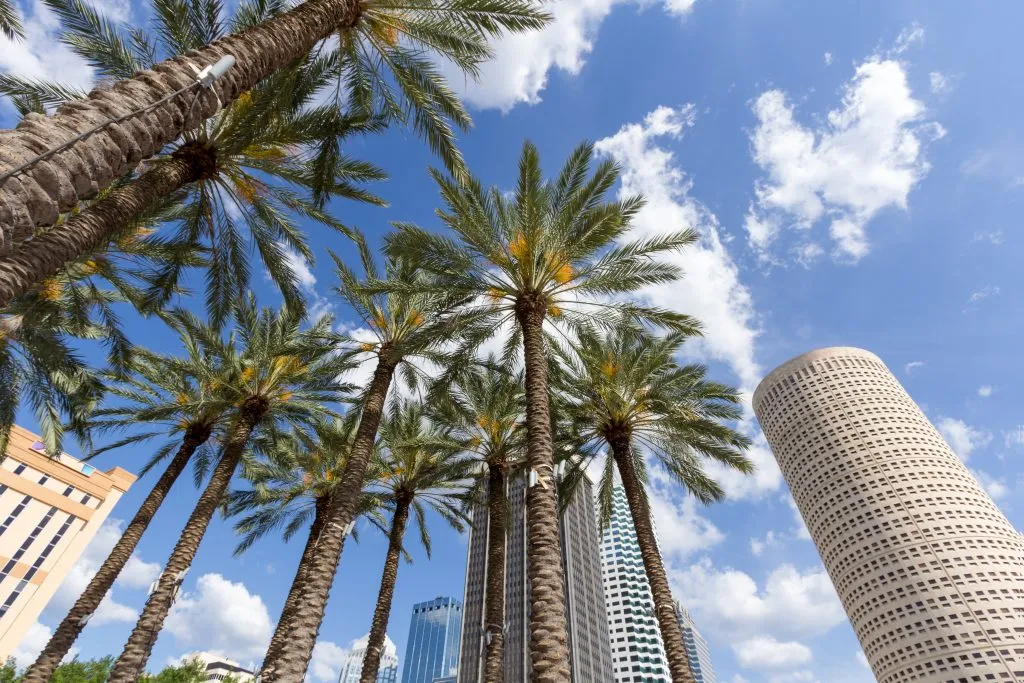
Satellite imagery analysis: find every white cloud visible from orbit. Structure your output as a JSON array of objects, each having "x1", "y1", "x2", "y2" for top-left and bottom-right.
[
  {"x1": 770, "y1": 672, "x2": 819, "y2": 683},
  {"x1": 967, "y1": 285, "x2": 1000, "y2": 304},
  {"x1": 936, "y1": 417, "x2": 991, "y2": 462},
  {"x1": 671, "y1": 558, "x2": 846, "y2": 641},
  {"x1": 733, "y1": 637, "x2": 812, "y2": 669},
  {"x1": 750, "y1": 530, "x2": 778, "y2": 557},
  {"x1": 1004, "y1": 426, "x2": 1024, "y2": 449},
  {"x1": 164, "y1": 573, "x2": 274, "y2": 660},
  {"x1": 746, "y1": 46, "x2": 939, "y2": 263},
  {"x1": 971, "y1": 230, "x2": 1003, "y2": 245},
  {"x1": 451, "y1": 0, "x2": 697, "y2": 111},
  {"x1": 594, "y1": 106, "x2": 783, "y2": 501},
  {"x1": 823, "y1": 52, "x2": 833, "y2": 66},
  {"x1": 929, "y1": 71, "x2": 954, "y2": 95},
  {"x1": 307, "y1": 641, "x2": 349, "y2": 682},
  {"x1": 647, "y1": 466, "x2": 724, "y2": 559},
  {"x1": 856, "y1": 651, "x2": 870, "y2": 668},
  {"x1": 119, "y1": 554, "x2": 161, "y2": 590},
  {"x1": 10, "y1": 621, "x2": 79, "y2": 666},
  {"x1": 978, "y1": 385, "x2": 992, "y2": 397},
  {"x1": 904, "y1": 360, "x2": 925, "y2": 374},
  {"x1": 971, "y1": 469, "x2": 1009, "y2": 500},
  {"x1": 595, "y1": 104, "x2": 761, "y2": 390},
  {"x1": 892, "y1": 22, "x2": 925, "y2": 55},
  {"x1": 42, "y1": 519, "x2": 148, "y2": 626},
  {"x1": 280, "y1": 244, "x2": 318, "y2": 292},
  {"x1": 0, "y1": 0, "x2": 94, "y2": 97}
]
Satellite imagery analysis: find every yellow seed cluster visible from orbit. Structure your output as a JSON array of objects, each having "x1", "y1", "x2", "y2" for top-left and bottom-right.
[{"x1": 39, "y1": 279, "x2": 62, "y2": 301}]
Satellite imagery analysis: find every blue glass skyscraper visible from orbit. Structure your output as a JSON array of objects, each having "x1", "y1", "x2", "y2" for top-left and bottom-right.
[{"x1": 401, "y1": 596, "x2": 463, "y2": 683}]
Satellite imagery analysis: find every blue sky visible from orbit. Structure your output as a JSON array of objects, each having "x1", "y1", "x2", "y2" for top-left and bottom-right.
[{"x1": 3, "y1": 0, "x2": 1024, "y2": 682}]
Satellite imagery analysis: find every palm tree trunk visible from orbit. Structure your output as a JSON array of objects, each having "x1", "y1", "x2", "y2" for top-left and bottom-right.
[
  {"x1": 359, "y1": 498, "x2": 410, "y2": 683},
  {"x1": 21, "y1": 424, "x2": 211, "y2": 683},
  {"x1": 0, "y1": 0, "x2": 364, "y2": 243},
  {"x1": 108, "y1": 402, "x2": 266, "y2": 683},
  {"x1": 0, "y1": 156, "x2": 199, "y2": 308},
  {"x1": 482, "y1": 463, "x2": 507, "y2": 682},
  {"x1": 258, "y1": 358, "x2": 396, "y2": 681},
  {"x1": 609, "y1": 433, "x2": 696, "y2": 683},
  {"x1": 514, "y1": 298, "x2": 570, "y2": 682},
  {"x1": 261, "y1": 495, "x2": 345, "y2": 671}
]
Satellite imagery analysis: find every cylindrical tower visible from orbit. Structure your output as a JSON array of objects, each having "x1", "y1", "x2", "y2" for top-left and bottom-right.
[{"x1": 753, "y1": 347, "x2": 1024, "y2": 683}]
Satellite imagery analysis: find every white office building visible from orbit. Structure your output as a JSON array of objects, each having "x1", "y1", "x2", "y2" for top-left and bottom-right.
[
  {"x1": 676, "y1": 603, "x2": 715, "y2": 683},
  {"x1": 598, "y1": 482, "x2": 670, "y2": 682},
  {"x1": 338, "y1": 634, "x2": 399, "y2": 683}
]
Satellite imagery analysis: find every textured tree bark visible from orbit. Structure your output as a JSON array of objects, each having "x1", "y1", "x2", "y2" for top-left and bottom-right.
[
  {"x1": 261, "y1": 495, "x2": 344, "y2": 670},
  {"x1": 108, "y1": 402, "x2": 265, "y2": 683},
  {"x1": 258, "y1": 358, "x2": 396, "y2": 682},
  {"x1": 610, "y1": 433, "x2": 696, "y2": 683},
  {"x1": 482, "y1": 463, "x2": 507, "y2": 682},
  {"x1": 0, "y1": 156, "x2": 199, "y2": 308},
  {"x1": 358, "y1": 498, "x2": 410, "y2": 683},
  {"x1": 514, "y1": 298, "x2": 570, "y2": 683},
  {"x1": 0, "y1": 0, "x2": 362, "y2": 242},
  {"x1": 22, "y1": 424, "x2": 211, "y2": 683}
]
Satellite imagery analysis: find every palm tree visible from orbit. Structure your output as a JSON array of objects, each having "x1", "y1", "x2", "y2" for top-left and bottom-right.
[
  {"x1": 0, "y1": 0, "x2": 389, "y2": 319},
  {"x1": 429, "y1": 361, "x2": 524, "y2": 679},
  {"x1": 256, "y1": 236, "x2": 474, "y2": 680},
  {"x1": 23, "y1": 335, "x2": 226, "y2": 683},
  {"x1": 358, "y1": 399, "x2": 471, "y2": 683},
  {"x1": 0, "y1": 254, "x2": 134, "y2": 458},
  {"x1": 553, "y1": 324, "x2": 752, "y2": 682},
  {"x1": 225, "y1": 415, "x2": 386, "y2": 671},
  {"x1": 107, "y1": 300, "x2": 354, "y2": 682},
  {"x1": 386, "y1": 140, "x2": 700, "y2": 679},
  {"x1": 0, "y1": 0, "x2": 23, "y2": 40},
  {"x1": 0, "y1": 0, "x2": 548, "y2": 293}
]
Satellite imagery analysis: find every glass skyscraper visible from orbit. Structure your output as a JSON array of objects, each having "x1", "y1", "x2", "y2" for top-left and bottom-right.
[
  {"x1": 675, "y1": 602, "x2": 715, "y2": 683},
  {"x1": 401, "y1": 596, "x2": 463, "y2": 683}
]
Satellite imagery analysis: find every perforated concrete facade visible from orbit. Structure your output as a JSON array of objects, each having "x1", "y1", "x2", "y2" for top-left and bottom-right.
[{"x1": 753, "y1": 347, "x2": 1024, "y2": 683}]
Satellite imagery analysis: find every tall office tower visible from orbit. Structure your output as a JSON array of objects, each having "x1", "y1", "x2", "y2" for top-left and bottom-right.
[
  {"x1": 598, "y1": 481, "x2": 670, "y2": 682},
  {"x1": 338, "y1": 634, "x2": 399, "y2": 683},
  {"x1": 401, "y1": 596, "x2": 463, "y2": 683},
  {"x1": 675, "y1": 603, "x2": 715, "y2": 683},
  {"x1": 457, "y1": 471, "x2": 614, "y2": 683},
  {"x1": 0, "y1": 426, "x2": 135, "y2": 659},
  {"x1": 754, "y1": 347, "x2": 1024, "y2": 683}
]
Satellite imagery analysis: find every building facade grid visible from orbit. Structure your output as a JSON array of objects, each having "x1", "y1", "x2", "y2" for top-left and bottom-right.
[
  {"x1": 457, "y1": 471, "x2": 614, "y2": 683},
  {"x1": 754, "y1": 347, "x2": 1024, "y2": 683}
]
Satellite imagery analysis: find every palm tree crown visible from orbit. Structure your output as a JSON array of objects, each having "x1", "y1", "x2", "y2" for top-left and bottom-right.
[
  {"x1": 0, "y1": 0, "x2": 389, "y2": 323},
  {"x1": 554, "y1": 324, "x2": 754, "y2": 521}
]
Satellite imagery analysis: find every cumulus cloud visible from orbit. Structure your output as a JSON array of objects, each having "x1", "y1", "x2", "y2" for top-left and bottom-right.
[
  {"x1": 0, "y1": 0, "x2": 95, "y2": 99},
  {"x1": 936, "y1": 417, "x2": 991, "y2": 462},
  {"x1": 671, "y1": 558, "x2": 846, "y2": 642},
  {"x1": 971, "y1": 231, "x2": 1003, "y2": 245},
  {"x1": 307, "y1": 641, "x2": 350, "y2": 682},
  {"x1": 977, "y1": 385, "x2": 992, "y2": 397},
  {"x1": 823, "y1": 52, "x2": 833, "y2": 66},
  {"x1": 594, "y1": 105, "x2": 783, "y2": 501},
  {"x1": 733, "y1": 637, "x2": 812, "y2": 669},
  {"x1": 750, "y1": 530, "x2": 779, "y2": 557},
  {"x1": 647, "y1": 466, "x2": 724, "y2": 559},
  {"x1": 745, "y1": 37, "x2": 941, "y2": 263},
  {"x1": 967, "y1": 285, "x2": 1000, "y2": 305},
  {"x1": 10, "y1": 621, "x2": 79, "y2": 666},
  {"x1": 164, "y1": 573, "x2": 273, "y2": 660},
  {"x1": 971, "y1": 469, "x2": 1009, "y2": 500},
  {"x1": 42, "y1": 519, "x2": 152, "y2": 627},
  {"x1": 450, "y1": 0, "x2": 697, "y2": 111}
]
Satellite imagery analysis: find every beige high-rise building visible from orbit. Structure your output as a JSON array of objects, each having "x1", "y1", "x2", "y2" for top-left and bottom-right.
[
  {"x1": 753, "y1": 347, "x2": 1024, "y2": 683},
  {"x1": 0, "y1": 425, "x2": 135, "y2": 659}
]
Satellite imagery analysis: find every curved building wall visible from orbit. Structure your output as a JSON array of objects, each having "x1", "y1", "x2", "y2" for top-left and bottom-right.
[{"x1": 753, "y1": 347, "x2": 1024, "y2": 683}]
